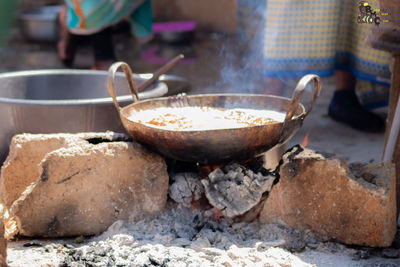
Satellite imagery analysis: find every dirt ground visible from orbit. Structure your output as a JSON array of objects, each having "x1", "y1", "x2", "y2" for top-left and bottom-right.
[{"x1": 1, "y1": 28, "x2": 398, "y2": 266}]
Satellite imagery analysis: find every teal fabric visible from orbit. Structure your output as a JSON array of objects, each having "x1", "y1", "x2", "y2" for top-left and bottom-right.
[
  {"x1": 130, "y1": 0, "x2": 152, "y2": 39},
  {"x1": 65, "y1": 0, "x2": 152, "y2": 39}
]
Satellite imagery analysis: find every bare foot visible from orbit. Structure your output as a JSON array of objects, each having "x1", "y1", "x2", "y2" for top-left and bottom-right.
[
  {"x1": 57, "y1": 5, "x2": 75, "y2": 66},
  {"x1": 335, "y1": 70, "x2": 356, "y2": 91}
]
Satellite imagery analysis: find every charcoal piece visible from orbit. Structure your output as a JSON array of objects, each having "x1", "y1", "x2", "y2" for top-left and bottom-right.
[
  {"x1": 393, "y1": 231, "x2": 400, "y2": 249},
  {"x1": 382, "y1": 248, "x2": 399, "y2": 258},
  {"x1": 353, "y1": 249, "x2": 371, "y2": 260},
  {"x1": 169, "y1": 172, "x2": 204, "y2": 207},
  {"x1": 202, "y1": 163, "x2": 276, "y2": 218},
  {"x1": 23, "y1": 241, "x2": 43, "y2": 247}
]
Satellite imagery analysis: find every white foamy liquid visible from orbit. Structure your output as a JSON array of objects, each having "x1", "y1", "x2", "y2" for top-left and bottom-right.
[{"x1": 128, "y1": 106, "x2": 285, "y2": 131}]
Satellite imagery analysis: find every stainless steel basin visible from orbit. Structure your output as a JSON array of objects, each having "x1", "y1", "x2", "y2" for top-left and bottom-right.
[
  {"x1": 0, "y1": 69, "x2": 169, "y2": 162},
  {"x1": 18, "y1": 5, "x2": 61, "y2": 42}
]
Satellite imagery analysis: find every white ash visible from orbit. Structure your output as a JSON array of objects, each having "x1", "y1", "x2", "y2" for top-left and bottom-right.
[
  {"x1": 168, "y1": 172, "x2": 204, "y2": 207},
  {"x1": 202, "y1": 163, "x2": 276, "y2": 218},
  {"x1": 7, "y1": 202, "x2": 399, "y2": 266},
  {"x1": 57, "y1": 202, "x2": 321, "y2": 266}
]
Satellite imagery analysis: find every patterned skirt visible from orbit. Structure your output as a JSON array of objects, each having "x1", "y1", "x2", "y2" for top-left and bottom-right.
[{"x1": 263, "y1": 0, "x2": 391, "y2": 86}]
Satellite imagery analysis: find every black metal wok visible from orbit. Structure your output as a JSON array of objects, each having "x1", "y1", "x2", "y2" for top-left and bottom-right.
[{"x1": 108, "y1": 62, "x2": 321, "y2": 164}]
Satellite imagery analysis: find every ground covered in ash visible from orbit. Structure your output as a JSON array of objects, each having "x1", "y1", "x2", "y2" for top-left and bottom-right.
[{"x1": 6, "y1": 202, "x2": 400, "y2": 267}]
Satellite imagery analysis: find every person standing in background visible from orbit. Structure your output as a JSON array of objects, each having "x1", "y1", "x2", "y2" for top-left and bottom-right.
[
  {"x1": 263, "y1": 0, "x2": 392, "y2": 132},
  {"x1": 58, "y1": 0, "x2": 153, "y2": 70}
]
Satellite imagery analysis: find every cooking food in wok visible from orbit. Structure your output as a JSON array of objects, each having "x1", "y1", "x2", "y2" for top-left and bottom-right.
[
  {"x1": 108, "y1": 62, "x2": 321, "y2": 164},
  {"x1": 127, "y1": 106, "x2": 286, "y2": 131}
]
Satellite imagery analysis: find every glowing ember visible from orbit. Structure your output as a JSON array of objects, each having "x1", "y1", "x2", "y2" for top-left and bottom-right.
[
  {"x1": 128, "y1": 107, "x2": 285, "y2": 131},
  {"x1": 302, "y1": 132, "x2": 309, "y2": 147}
]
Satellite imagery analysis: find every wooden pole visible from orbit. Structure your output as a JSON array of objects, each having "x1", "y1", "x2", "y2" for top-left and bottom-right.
[{"x1": 383, "y1": 55, "x2": 400, "y2": 216}]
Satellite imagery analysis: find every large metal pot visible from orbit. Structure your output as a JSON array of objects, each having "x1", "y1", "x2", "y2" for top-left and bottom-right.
[
  {"x1": 108, "y1": 62, "x2": 322, "y2": 164},
  {"x1": 18, "y1": 5, "x2": 61, "y2": 42},
  {"x1": 0, "y1": 69, "x2": 168, "y2": 162}
]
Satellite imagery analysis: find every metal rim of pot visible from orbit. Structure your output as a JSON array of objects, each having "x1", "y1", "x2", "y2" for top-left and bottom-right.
[
  {"x1": 18, "y1": 5, "x2": 62, "y2": 20},
  {"x1": 0, "y1": 69, "x2": 168, "y2": 106}
]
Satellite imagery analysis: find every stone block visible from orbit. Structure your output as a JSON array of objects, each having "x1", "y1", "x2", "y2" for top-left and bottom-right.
[
  {"x1": 260, "y1": 146, "x2": 397, "y2": 247},
  {"x1": 0, "y1": 133, "x2": 87, "y2": 207},
  {"x1": 1, "y1": 133, "x2": 168, "y2": 238}
]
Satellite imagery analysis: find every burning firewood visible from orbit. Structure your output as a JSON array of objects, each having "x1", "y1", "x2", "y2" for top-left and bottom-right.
[
  {"x1": 168, "y1": 172, "x2": 204, "y2": 207},
  {"x1": 202, "y1": 162, "x2": 277, "y2": 218}
]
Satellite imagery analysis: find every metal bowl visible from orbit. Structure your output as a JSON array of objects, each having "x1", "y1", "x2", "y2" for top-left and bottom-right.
[
  {"x1": 153, "y1": 21, "x2": 196, "y2": 43},
  {"x1": 18, "y1": 5, "x2": 61, "y2": 42},
  {"x1": 0, "y1": 69, "x2": 168, "y2": 162},
  {"x1": 157, "y1": 30, "x2": 195, "y2": 43}
]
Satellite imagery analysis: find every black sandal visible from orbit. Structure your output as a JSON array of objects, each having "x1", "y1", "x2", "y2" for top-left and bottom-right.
[{"x1": 328, "y1": 89, "x2": 385, "y2": 133}]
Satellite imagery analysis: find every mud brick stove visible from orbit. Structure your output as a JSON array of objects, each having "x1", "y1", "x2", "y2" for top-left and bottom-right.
[
  {"x1": 0, "y1": 131, "x2": 397, "y2": 266},
  {"x1": 0, "y1": 63, "x2": 398, "y2": 265}
]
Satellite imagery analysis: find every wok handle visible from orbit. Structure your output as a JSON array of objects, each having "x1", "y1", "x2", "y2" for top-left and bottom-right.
[
  {"x1": 284, "y1": 74, "x2": 322, "y2": 124},
  {"x1": 107, "y1": 61, "x2": 139, "y2": 111}
]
